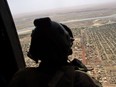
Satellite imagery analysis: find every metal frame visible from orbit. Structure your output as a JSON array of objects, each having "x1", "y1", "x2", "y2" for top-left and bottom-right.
[{"x1": 0, "y1": 0, "x2": 25, "y2": 84}]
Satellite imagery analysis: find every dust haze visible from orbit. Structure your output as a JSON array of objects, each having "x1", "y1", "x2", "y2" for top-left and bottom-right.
[{"x1": 14, "y1": 2, "x2": 116, "y2": 87}]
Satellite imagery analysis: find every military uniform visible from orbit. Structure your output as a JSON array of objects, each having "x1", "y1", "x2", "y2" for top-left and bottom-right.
[{"x1": 8, "y1": 64, "x2": 102, "y2": 87}]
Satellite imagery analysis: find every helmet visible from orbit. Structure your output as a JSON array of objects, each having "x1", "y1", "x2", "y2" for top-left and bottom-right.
[
  {"x1": 60, "y1": 23, "x2": 74, "y2": 47},
  {"x1": 28, "y1": 17, "x2": 74, "y2": 63}
]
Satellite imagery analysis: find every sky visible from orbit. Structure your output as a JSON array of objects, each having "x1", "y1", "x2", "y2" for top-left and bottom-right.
[{"x1": 7, "y1": 0, "x2": 116, "y2": 15}]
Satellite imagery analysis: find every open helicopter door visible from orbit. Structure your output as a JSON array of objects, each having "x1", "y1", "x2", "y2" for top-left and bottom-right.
[{"x1": 0, "y1": 0, "x2": 25, "y2": 85}]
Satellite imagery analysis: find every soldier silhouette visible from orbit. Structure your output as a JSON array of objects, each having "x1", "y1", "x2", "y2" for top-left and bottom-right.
[{"x1": 8, "y1": 17, "x2": 102, "y2": 87}]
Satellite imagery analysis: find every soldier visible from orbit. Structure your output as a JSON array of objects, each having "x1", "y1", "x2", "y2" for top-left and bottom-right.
[{"x1": 8, "y1": 17, "x2": 102, "y2": 87}]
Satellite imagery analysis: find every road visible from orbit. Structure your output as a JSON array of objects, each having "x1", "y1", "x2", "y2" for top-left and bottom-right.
[
  {"x1": 17, "y1": 27, "x2": 34, "y2": 35},
  {"x1": 17, "y1": 14, "x2": 116, "y2": 35},
  {"x1": 61, "y1": 14, "x2": 116, "y2": 23}
]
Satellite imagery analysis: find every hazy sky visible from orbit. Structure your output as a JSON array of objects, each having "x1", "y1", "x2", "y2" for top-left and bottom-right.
[{"x1": 7, "y1": 0, "x2": 116, "y2": 15}]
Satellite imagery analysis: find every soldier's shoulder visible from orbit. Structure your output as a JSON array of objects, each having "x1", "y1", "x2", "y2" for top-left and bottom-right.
[{"x1": 74, "y1": 70, "x2": 102, "y2": 87}]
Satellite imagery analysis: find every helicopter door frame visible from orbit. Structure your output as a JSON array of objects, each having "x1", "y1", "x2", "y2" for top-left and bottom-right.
[{"x1": 0, "y1": 0, "x2": 25, "y2": 83}]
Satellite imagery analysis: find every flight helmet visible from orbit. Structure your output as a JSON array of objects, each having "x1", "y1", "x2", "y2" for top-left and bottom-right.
[{"x1": 28, "y1": 17, "x2": 74, "y2": 63}]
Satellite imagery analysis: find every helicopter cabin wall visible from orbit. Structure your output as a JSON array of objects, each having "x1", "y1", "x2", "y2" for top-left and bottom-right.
[{"x1": 0, "y1": 0, "x2": 25, "y2": 85}]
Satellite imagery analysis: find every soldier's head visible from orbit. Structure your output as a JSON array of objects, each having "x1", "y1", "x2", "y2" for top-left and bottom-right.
[{"x1": 27, "y1": 17, "x2": 74, "y2": 63}]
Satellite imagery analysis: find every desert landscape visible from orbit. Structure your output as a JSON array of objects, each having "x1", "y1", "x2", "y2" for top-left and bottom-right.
[{"x1": 13, "y1": 2, "x2": 116, "y2": 87}]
